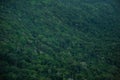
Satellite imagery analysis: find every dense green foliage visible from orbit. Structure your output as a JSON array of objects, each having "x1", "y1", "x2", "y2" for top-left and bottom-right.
[{"x1": 0, "y1": 0, "x2": 120, "y2": 80}]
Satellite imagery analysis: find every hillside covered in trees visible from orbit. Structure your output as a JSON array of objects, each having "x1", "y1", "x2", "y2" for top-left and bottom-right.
[{"x1": 0, "y1": 0, "x2": 120, "y2": 80}]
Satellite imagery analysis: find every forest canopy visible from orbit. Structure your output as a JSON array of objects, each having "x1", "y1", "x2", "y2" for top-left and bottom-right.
[{"x1": 0, "y1": 0, "x2": 120, "y2": 80}]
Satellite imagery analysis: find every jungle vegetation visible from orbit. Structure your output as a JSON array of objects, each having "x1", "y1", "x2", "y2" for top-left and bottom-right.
[{"x1": 0, "y1": 0, "x2": 120, "y2": 80}]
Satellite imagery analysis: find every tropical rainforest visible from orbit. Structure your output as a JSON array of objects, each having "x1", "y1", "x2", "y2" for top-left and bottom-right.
[{"x1": 0, "y1": 0, "x2": 120, "y2": 80}]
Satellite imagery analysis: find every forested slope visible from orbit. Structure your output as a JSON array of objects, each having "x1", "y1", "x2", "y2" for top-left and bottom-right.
[{"x1": 0, "y1": 0, "x2": 120, "y2": 80}]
